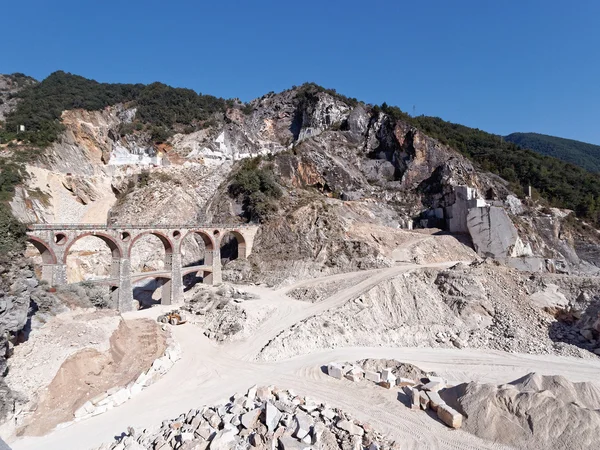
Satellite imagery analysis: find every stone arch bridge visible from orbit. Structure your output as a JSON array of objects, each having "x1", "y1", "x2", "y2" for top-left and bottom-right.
[{"x1": 26, "y1": 224, "x2": 259, "y2": 312}]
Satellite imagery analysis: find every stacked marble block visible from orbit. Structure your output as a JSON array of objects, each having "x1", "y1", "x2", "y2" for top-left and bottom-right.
[{"x1": 326, "y1": 363, "x2": 463, "y2": 429}]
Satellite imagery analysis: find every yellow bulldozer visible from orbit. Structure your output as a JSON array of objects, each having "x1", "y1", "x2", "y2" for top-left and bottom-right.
[{"x1": 157, "y1": 310, "x2": 187, "y2": 326}]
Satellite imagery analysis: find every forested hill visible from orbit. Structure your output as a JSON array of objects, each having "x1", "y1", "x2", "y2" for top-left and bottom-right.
[{"x1": 504, "y1": 132, "x2": 600, "y2": 173}]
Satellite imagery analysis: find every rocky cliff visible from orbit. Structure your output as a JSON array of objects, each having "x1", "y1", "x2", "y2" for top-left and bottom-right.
[{"x1": 0, "y1": 256, "x2": 51, "y2": 423}]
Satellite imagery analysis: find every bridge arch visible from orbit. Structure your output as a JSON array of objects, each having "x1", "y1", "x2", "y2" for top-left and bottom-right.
[
  {"x1": 179, "y1": 230, "x2": 215, "y2": 253},
  {"x1": 27, "y1": 237, "x2": 57, "y2": 265},
  {"x1": 63, "y1": 232, "x2": 123, "y2": 263},
  {"x1": 132, "y1": 275, "x2": 172, "y2": 309},
  {"x1": 220, "y1": 230, "x2": 247, "y2": 261},
  {"x1": 128, "y1": 231, "x2": 174, "y2": 258},
  {"x1": 180, "y1": 230, "x2": 215, "y2": 267}
]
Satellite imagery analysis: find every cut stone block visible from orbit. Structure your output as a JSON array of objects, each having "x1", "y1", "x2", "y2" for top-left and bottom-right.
[
  {"x1": 397, "y1": 377, "x2": 416, "y2": 387},
  {"x1": 411, "y1": 388, "x2": 420, "y2": 410},
  {"x1": 426, "y1": 391, "x2": 446, "y2": 412},
  {"x1": 422, "y1": 380, "x2": 445, "y2": 392},
  {"x1": 344, "y1": 367, "x2": 364, "y2": 382},
  {"x1": 437, "y1": 404, "x2": 463, "y2": 428},
  {"x1": 327, "y1": 364, "x2": 344, "y2": 379},
  {"x1": 419, "y1": 391, "x2": 430, "y2": 410},
  {"x1": 90, "y1": 392, "x2": 108, "y2": 405},
  {"x1": 364, "y1": 371, "x2": 381, "y2": 383},
  {"x1": 74, "y1": 401, "x2": 94, "y2": 419},
  {"x1": 111, "y1": 388, "x2": 131, "y2": 407},
  {"x1": 381, "y1": 368, "x2": 394, "y2": 382}
]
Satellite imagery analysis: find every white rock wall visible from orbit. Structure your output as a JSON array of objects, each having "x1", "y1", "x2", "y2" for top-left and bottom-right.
[{"x1": 467, "y1": 206, "x2": 532, "y2": 259}]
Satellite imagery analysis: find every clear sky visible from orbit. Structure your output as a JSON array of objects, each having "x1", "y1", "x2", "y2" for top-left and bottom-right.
[{"x1": 2, "y1": 0, "x2": 600, "y2": 144}]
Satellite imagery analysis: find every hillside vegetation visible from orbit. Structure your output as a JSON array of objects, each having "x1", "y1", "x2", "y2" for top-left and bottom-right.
[
  {"x1": 504, "y1": 132, "x2": 600, "y2": 173},
  {"x1": 0, "y1": 71, "x2": 229, "y2": 147}
]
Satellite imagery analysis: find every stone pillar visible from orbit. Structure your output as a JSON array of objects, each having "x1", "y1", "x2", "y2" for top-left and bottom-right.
[
  {"x1": 161, "y1": 253, "x2": 173, "y2": 305},
  {"x1": 238, "y1": 241, "x2": 247, "y2": 259},
  {"x1": 50, "y1": 264, "x2": 67, "y2": 286},
  {"x1": 170, "y1": 252, "x2": 184, "y2": 305},
  {"x1": 210, "y1": 246, "x2": 222, "y2": 285},
  {"x1": 116, "y1": 258, "x2": 133, "y2": 312},
  {"x1": 41, "y1": 264, "x2": 54, "y2": 284}
]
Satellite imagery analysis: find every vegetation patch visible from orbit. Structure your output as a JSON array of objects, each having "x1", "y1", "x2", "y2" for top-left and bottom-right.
[
  {"x1": 228, "y1": 157, "x2": 282, "y2": 222},
  {"x1": 294, "y1": 82, "x2": 359, "y2": 108},
  {"x1": 504, "y1": 132, "x2": 600, "y2": 174}
]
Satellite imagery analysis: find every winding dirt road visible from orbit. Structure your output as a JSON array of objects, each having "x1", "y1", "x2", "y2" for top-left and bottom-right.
[{"x1": 10, "y1": 263, "x2": 600, "y2": 450}]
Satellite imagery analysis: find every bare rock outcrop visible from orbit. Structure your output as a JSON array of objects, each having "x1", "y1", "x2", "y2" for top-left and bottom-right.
[{"x1": 0, "y1": 256, "x2": 62, "y2": 424}]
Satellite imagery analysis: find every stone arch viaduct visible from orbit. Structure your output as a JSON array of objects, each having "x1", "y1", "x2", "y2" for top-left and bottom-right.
[{"x1": 26, "y1": 224, "x2": 259, "y2": 312}]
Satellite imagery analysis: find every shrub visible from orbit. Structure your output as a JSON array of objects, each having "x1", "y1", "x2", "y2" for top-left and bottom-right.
[
  {"x1": 0, "y1": 203, "x2": 26, "y2": 254},
  {"x1": 228, "y1": 157, "x2": 282, "y2": 222}
]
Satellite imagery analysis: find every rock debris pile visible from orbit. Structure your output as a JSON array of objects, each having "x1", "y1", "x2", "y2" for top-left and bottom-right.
[
  {"x1": 257, "y1": 262, "x2": 600, "y2": 362},
  {"x1": 183, "y1": 285, "x2": 266, "y2": 342},
  {"x1": 326, "y1": 361, "x2": 463, "y2": 429},
  {"x1": 95, "y1": 385, "x2": 399, "y2": 450},
  {"x1": 442, "y1": 372, "x2": 600, "y2": 449}
]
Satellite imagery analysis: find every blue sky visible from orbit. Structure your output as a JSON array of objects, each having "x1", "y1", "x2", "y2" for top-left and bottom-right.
[{"x1": 3, "y1": 0, "x2": 600, "y2": 144}]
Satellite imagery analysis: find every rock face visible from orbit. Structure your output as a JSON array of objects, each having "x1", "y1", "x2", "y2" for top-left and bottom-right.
[
  {"x1": 467, "y1": 206, "x2": 532, "y2": 258},
  {"x1": 0, "y1": 74, "x2": 37, "y2": 122},
  {"x1": 0, "y1": 256, "x2": 59, "y2": 423},
  {"x1": 94, "y1": 386, "x2": 398, "y2": 450}
]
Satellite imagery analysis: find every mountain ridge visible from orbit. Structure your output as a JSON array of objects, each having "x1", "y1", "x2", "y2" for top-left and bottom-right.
[
  {"x1": 1, "y1": 71, "x2": 600, "y2": 233},
  {"x1": 504, "y1": 132, "x2": 600, "y2": 173}
]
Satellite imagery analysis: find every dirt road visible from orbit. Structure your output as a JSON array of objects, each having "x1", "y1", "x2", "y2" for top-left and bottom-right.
[{"x1": 10, "y1": 263, "x2": 600, "y2": 450}]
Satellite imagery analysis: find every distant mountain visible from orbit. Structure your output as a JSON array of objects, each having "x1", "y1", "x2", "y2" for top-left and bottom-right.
[{"x1": 504, "y1": 132, "x2": 600, "y2": 173}]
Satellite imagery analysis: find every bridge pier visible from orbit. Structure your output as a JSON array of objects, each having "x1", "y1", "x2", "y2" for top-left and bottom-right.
[
  {"x1": 212, "y1": 247, "x2": 222, "y2": 284},
  {"x1": 116, "y1": 258, "x2": 133, "y2": 312},
  {"x1": 170, "y1": 252, "x2": 183, "y2": 305},
  {"x1": 43, "y1": 264, "x2": 67, "y2": 286},
  {"x1": 204, "y1": 247, "x2": 222, "y2": 285}
]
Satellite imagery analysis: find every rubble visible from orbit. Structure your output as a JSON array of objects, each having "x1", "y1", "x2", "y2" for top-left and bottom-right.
[
  {"x1": 257, "y1": 263, "x2": 600, "y2": 362},
  {"x1": 94, "y1": 386, "x2": 399, "y2": 450}
]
